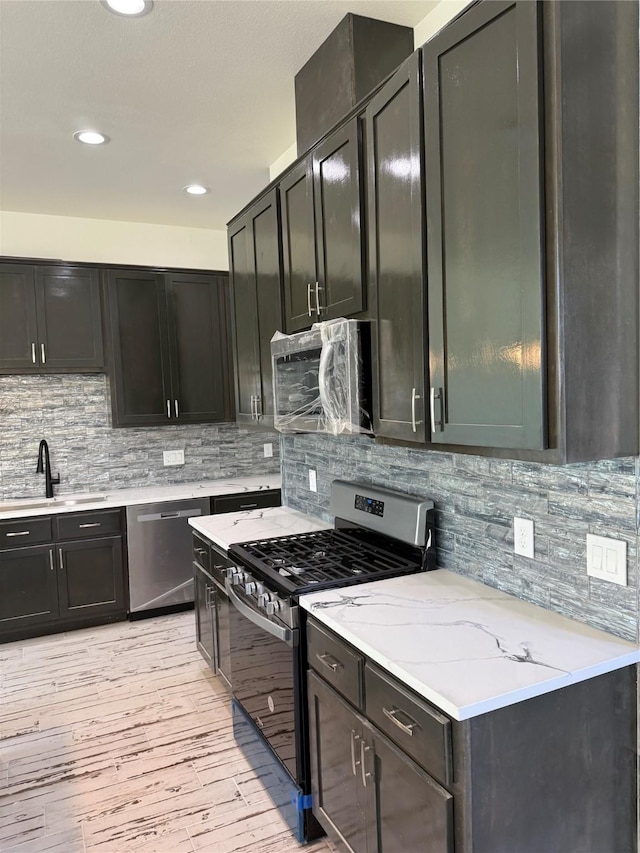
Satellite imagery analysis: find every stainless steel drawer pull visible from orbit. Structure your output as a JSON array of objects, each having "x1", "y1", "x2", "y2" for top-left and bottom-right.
[
  {"x1": 383, "y1": 706, "x2": 418, "y2": 736},
  {"x1": 49, "y1": 549, "x2": 54, "y2": 571},
  {"x1": 307, "y1": 283, "x2": 313, "y2": 317},
  {"x1": 239, "y1": 503, "x2": 258, "y2": 510},
  {"x1": 411, "y1": 387, "x2": 423, "y2": 433},
  {"x1": 316, "y1": 652, "x2": 342, "y2": 672},
  {"x1": 6, "y1": 530, "x2": 30, "y2": 537},
  {"x1": 315, "y1": 282, "x2": 322, "y2": 316},
  {"x1": 41, "y1": 343, "x2": 46, "y2": 364},
  {"x1": 31, "y1": 343, "x2": 37, "y2": 364},
  {"x1": 58, "y1": 548, "x2": 64, "y2": 570},
  {"x1": 174, "y1": 399, "x2": 179, "y2": 418},
  {"x1": 195, "y1": 547, "x2": 207, "y2": 558},
  {"x1": 350, "y1": 730, "x2": 361, "y2": 776},
  {"x1": 430, "y1": 387, "x2": 443, "y2": 433},
  {"x1": 79, "y1": 522, "x2": 101, "y2": 529},
  {"x1": 166, "y1": 399, "x2": 171, "y2": 418},
  {"x1": 360, "y1": 739, "x2": 372, "y2": 787}
]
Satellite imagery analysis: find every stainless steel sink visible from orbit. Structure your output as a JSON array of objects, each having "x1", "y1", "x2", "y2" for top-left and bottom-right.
[{"x1": 0, "y1": 494, "x2": 109, "y2": 513}]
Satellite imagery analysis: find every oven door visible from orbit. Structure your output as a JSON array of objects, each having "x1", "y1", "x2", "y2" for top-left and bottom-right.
[{"x1": 226, "y1": 579, "x2": 298, "y2": 779}]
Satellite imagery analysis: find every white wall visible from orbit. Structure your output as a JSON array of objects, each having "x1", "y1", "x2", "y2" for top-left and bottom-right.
[
  {"x1": 413, "y1": 0, "x2": 473, "y2": 49},
  {"x1": 0, "y1": 210, "x2": 229, "y2": 270},
  {"x1": 269, "y1": 143, "x2": 298, "y2": 183}
]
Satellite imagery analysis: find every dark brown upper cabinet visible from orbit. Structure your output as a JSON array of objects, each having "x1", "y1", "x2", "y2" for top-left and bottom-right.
[
  {"x1": 105, "y1": 269, "x2": 232, "y2": 427},
  {"x1": 420, "y1": 0, "x2": 638, "y2": 462},
  {"x1": 281, "y1": 117, "x2": 365, "y2": 333},
  {"x1": 228, "y1": 188, "x2": 284, "y2": 427},
  {"x1": 0, "y1": 263, "x2": 103, "y2": 374},
  {"x1": 366, "y1": 53, "x2": 426, "y2": 444}
]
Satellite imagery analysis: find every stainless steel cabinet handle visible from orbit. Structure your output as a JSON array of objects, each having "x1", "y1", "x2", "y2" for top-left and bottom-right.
[
  {"x1": 194, "y1": 547, "x2": 207, "y2": 557},
  {"x1": 382, "y1": 706, "x2": 418, "y2": 736},
  {"x1": 411, "y1": 388, "x2": 423, "y2": 433},
  {"x1": 166, "y1": 399, "x2": 171, "y2": 418},
  {"x1": 350, "y1": 730, "x2": 361, "y2": 776},
  {"x1": 254, "y1": 395, "x2": 261, "y2": 419},
  {"x1": 79, "y1": 522, "x2": 101, "y2": 529},
  {"x1": 315, "y1": 282, "x2": 322, "y2": 316},
  {"x1": 6, "y1": 530, "x2": 30, "y2": 537},
  {"x1": 430, "y1": 387, "x2": 443, "y2": 433},
  {"x1": 360, "y1": 739, "x2": 372, "y2": 787},
  {"x1": 31, "y1": 343, "x2": 37, "y2": 364},
  {"x1": 49, "y1": 549, "x2": 54, "y2": 571},
  {"x1": 239, "y1": 503, "x2": 258, "y2": 510},
  {"x1": 307, "y1": 283, "x2": 313, "y2": 317},
  {"x1": 250, "y1": 394, "x2": 256, "y2": 419},
  {"x1": 316, "y1": 652, "x2": 342, "y2": 672},
  {"x1": 41, "y1": 343, "x2": 46, "y2": 364},
  {"x1": 58, "y1": 548, "x2": 64, "y2": 570},
  {"x1": 174, "y1": 399, "x2": 179, "y2": 418}
]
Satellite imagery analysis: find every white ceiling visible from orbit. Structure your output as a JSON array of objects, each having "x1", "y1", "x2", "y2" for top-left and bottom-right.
[{"x1": 0, "y1": 0, "x2": 435, "y2": 230}]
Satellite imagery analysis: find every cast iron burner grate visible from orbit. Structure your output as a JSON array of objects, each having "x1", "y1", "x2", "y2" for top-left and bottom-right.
[{"x1": 230, "y1": 527, "x2": 423, "y2": 593}]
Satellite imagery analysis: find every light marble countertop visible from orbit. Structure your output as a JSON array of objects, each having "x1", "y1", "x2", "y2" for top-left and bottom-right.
[
  {"x1": 0, "y1": 475, "x2": 281, "y2": 520},
  {"x1": 300, "y1": 569, "x2": 640, "y2": 721},
  {"x1": 189, "y1": 506, "x2": 331, "y2": 552}
]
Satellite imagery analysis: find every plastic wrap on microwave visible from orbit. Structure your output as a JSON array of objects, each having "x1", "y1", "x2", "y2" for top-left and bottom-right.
[{"x1": 271, "y1": 319, "x2": 372, "y2": 435}]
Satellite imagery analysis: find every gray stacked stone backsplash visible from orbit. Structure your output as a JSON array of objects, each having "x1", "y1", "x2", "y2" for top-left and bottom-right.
[
  {"x1": 0, "y1": 375, "x2": 280, "y2": 499},
  {"x1": 281, "y1": 433, "x2": 640, "y2": 643}
]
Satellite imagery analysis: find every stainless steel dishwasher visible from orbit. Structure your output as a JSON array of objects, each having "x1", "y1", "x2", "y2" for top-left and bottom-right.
[{"x1": 126, "y1": 498, "x2": 210, "y2": 615}]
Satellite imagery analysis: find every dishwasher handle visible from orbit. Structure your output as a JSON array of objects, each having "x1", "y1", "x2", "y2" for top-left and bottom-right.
[{"x1": 136, "y1": 508, "x2": 204, "y2": 523}]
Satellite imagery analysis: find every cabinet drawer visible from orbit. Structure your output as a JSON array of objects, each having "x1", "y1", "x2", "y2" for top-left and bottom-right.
[
  {"x1": 365, "y1": 662, "x2": 452, "y2": 786},
  {"x1": 56, "y1": 510, "x2": 122, "y2": 541},
  {"x1": 307, "y1": 619, "x2": 364, "y2": 710},
  {"x1": 212, "y1": 490, "x2": 281, "y2": 514},
  {"x1": 193, "y1": 533, "x2": 211, "y2": 572},
  {"x1": 0, "y1": 516, "x2": 53, "y2": 548}
]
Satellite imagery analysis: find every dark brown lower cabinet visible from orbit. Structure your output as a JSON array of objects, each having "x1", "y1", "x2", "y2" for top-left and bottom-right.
[
  {"x1": 308, "y1": 670, "x2": 452, "y2": 853},
  {"x1": 0, "y1": 544, "x2": 59, "y2": 631},
  {"x1": 57, "y1": 536, "x2": 125, "y2": 619}
]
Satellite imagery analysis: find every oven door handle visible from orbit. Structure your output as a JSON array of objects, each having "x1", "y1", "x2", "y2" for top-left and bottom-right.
[{"x1": 226, "y1": 579, "x2": 293, "y2": 647}]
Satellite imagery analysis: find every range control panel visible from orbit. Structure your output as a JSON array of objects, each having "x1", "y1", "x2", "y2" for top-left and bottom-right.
[{"x1": 354, "y1": 494, "x2": 385, "y2": 517}]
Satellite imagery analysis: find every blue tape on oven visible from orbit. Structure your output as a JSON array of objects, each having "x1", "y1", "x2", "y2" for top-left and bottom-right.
[{"x1": 290, "y1": 792, "x2": 314, "y2": 812}]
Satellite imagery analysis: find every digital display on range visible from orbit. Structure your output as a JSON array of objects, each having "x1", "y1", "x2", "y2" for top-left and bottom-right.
[{"x1": 354, "y1": 494, "x2": 384, "y2": 517}]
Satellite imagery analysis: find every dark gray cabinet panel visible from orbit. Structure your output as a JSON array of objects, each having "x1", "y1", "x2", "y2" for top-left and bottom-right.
[
  {"x1": 424, "y1": 0, "x2": 545, "y2": 450},
  {"x1": 0, "y1": 544, "x2": 59, "y2": 630},
  {"x1": 228, "y1": 188, "x2": 284, "y2": 427},
  {"x1": 366, "y1": 54, "x2": 426, "y2": 443},
  {"x1": 0, "y1": 263, "x2": 103, "y2": 374},
  {"x1": 106, "y1": 269, "x2": 232, "y2": 427},
  {"x1": 0, "y1": 264, "x2": 38, "y2": 371},
  {"x1": 35, "y1": 266, "x2": 103, "y2": 370},
  {"x1": 57, "y1": 536, "x2": 125, "y2": 619},
  {"x1": 281, "y1": 157, "x2": 318, "y2": 333},
  {"x1": 313, "y1": 117, "x2": 365, "y2": 321},
  {"x1": 167, "y1": 272, "x2": 231, "y2": 423},
  {"x1": 194, "y1": 561, "x2": 217, "y2": 669}
]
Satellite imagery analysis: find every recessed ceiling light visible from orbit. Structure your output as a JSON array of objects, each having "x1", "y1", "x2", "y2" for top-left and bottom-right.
[
  {"x1": 100, "y1": 0, "x2": 153, "y2": 17},
  {"x1": 73, "y1": 130, "x2": 110, "y2": 145},
  {"x1": 184, "y1": 185, "x2": 210, "y2": 196}
]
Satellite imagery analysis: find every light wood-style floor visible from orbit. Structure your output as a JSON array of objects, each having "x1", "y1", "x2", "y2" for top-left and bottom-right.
[{"x1": 0, "y1": 612, "x2": 335, "y2": 853}]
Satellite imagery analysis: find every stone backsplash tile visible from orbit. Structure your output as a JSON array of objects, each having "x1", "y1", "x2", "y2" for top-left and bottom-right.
[
  {"x1": 281, "y1": 433, "x2": 640, "y2": 643},
  {"x1": 0, "y1": 375, "x2": 280, "y2": 499}
]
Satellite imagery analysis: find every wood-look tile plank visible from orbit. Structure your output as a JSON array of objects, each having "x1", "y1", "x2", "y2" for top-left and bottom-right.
[
  {"x1": 0, "y1": 804, "x2": 46, "y2": 848},
  {"x1": 0, "y1": 823, "x2": 85, "y2": 853},
  {"x1": 131, "y1": 827, "x2": 195, "y2": 853},
  {"x1": 0, "y1": 710, "x2": 39, "y2": 741}
]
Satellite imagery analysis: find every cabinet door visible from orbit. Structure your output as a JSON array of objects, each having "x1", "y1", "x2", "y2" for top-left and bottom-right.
[
  {"x1": 0, "y1": 264, "x2": 38, "y2": 372},
  {"x1": 308, "y1": 670, "x2": 367, "y2": 853},
  {"x1": 229, "y1": 216, "x2": 262, "y2": 424},
  {"x1": 251, "y1": 189, "x2": 284, "y2": 425},
  {"x1": 57, "y1": 536, "x2": 125, "y2": 619},
  {"x1": 280, "y1": 156, "x2": 317, "y2": 333},
  {"x1": 367, "y1": 54, "x2": 426, "y2": 443},
  {"x1": 423, "y1": 0, "x2": 546, "y2": 450},
  {"x1": 0, "y1": 544, "x2": 59, "y2": 632},
  {"x1": 166, "y1": 272, "x2": 231, "y2": 423},
  {"x1": 194, "y1": 562, "x2": 217, "y2": 671},
  {"x1": 365, "y1": 720, "x2": 453, "y2": 853},
  {"x1": 35, "y1": 266, "x2": 104, "y2": 371},
  {"x1": 105, "y1": 269, "x2": 172, "y2": 427},
  {"x1": 313, "y1": 117, "x2": 365, "y2": 321}
]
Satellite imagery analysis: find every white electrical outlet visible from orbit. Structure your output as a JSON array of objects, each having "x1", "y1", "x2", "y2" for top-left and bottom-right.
[
  {"x1": 586, "y1": 534, "x2": 627, "y2": 586},
  {"x1": 513, "y1": 517, "x2": 534, "y2": 559},
  {"x1": 263, "y1": 443, "x2": 273, "y2": 458},
  {"x1": 163, "y1": 449, "x2": 185, "y2": 466},
  {"x1": 308, "y1": 469, "x2": 317, "y2": 492}
]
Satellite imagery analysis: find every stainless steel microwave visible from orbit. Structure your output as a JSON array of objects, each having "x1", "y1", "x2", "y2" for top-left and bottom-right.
[{"x1": 271, "y1": 319, "x2": 372, "y2": 435}]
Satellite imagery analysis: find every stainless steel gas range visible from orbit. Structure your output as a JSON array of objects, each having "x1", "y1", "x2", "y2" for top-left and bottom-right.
[{"x1": 225, "y1": 480, "x2": 436, "y2": 843}]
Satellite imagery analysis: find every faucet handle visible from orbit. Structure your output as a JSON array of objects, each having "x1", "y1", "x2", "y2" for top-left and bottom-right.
[{"x1": 51, "y1": 474, "x2": 61, "y2": 485}]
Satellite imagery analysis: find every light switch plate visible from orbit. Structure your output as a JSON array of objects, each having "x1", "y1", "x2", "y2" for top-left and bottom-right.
[
  {"x1": 513, "y1": 517, "x2": 534, "y2": 559},
  {"x1": 163, "y1": 449, "x2": 185, "y2": 466},
  {"x1": 586, "y1": 534, "x2": 627, "y2": 586},
  {"x1": 263, "y1": 443, "x2": 273, "y2": 458},
  {"x1": 309, "y1": 469, "x2": 317, "y2": 492}
]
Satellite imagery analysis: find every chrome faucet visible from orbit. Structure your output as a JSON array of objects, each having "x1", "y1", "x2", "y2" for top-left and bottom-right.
[{"x1": 36, "y1": 439, "x2": 60, "y2": 499}]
